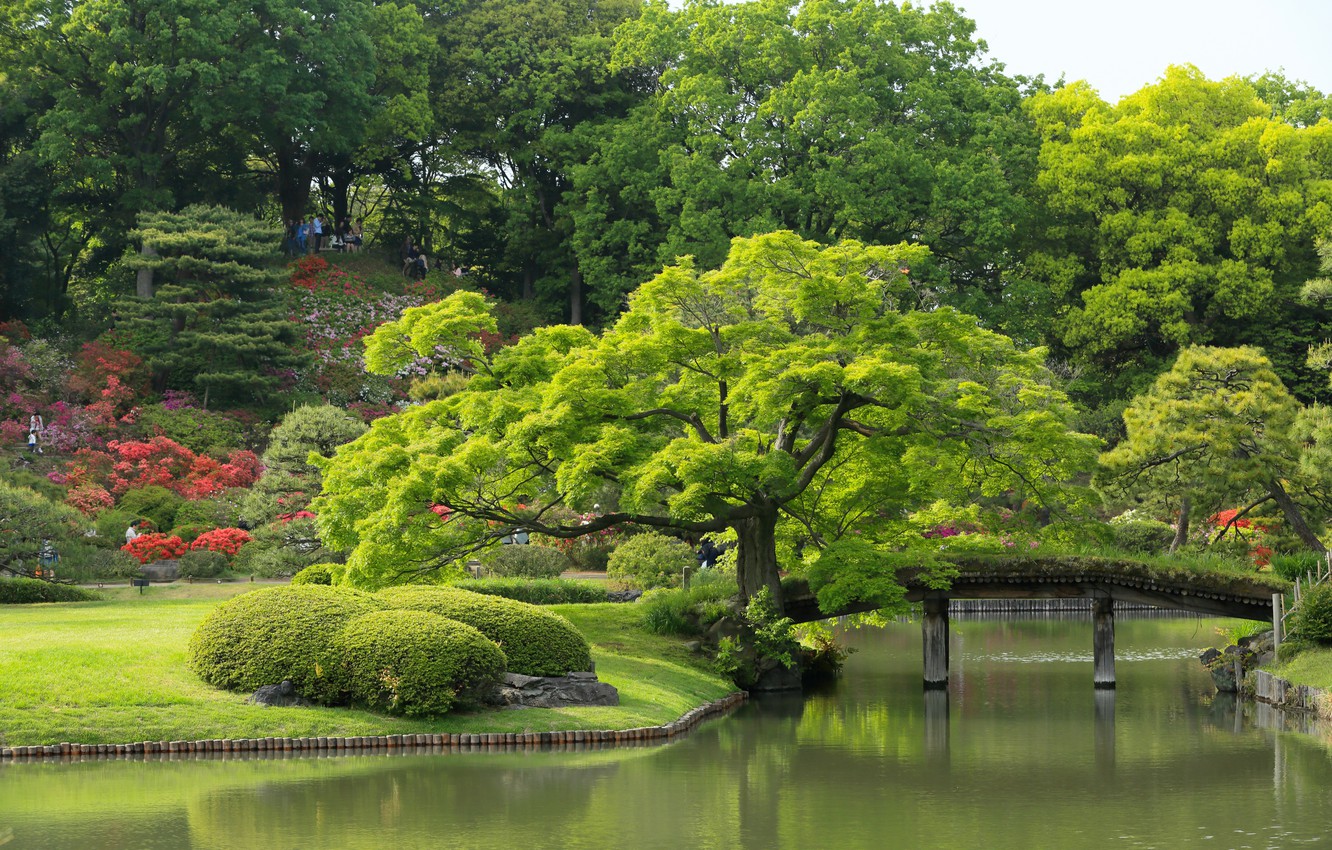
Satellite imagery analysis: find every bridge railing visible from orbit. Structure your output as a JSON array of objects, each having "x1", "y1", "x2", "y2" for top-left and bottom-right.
[{"x1": 1274, "y1": 551, "x2": 1332, "y2": 655}]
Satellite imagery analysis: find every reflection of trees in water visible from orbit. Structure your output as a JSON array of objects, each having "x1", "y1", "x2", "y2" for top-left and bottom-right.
[{"x1": 186, "y1": 756, "x2": 623, "y2": 849}]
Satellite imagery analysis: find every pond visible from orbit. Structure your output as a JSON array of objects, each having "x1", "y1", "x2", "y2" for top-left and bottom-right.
[{"x1": 2, "y1": 616, "x2": 1328, "y2": 850}]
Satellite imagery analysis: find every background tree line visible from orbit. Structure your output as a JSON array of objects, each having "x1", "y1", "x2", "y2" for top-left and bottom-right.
[{"x1": 3, "y1": 0, "x2": 1332, "y2": 432}]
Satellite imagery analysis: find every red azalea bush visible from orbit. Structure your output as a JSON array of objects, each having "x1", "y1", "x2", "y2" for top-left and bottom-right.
[
  {"x1": 62, "y1": 438, "x2": 261, "y2": 499},
  {"x1": 66, "y1": 484, "x2": 115, "y2": 516},
  {"x1": 191, "y1": 527, "x2": 252, "y2": 558},
  {"x1": 122, "y1": 533, "x2": 188, "y2": 564}
]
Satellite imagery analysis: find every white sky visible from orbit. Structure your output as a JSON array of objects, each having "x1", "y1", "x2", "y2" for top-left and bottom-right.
[{"x1": 953, "y1": 0, "x2": 1332, "y2": 103}]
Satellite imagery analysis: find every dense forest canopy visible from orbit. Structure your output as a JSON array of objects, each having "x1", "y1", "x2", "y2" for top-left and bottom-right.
[{"x1": 4, "y1": 0, "x2": 1332, "y2": 596}]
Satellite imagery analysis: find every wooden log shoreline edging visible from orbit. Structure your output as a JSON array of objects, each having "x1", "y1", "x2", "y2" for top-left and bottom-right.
[
  {"x1": 0, "y1": 691, "x2": 748, "y2": 763},
  {"x1": 1250, "y1": 670, "x2": 1330, "y2": 719}
]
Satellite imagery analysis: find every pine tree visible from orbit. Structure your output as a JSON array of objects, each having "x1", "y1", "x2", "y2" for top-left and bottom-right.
[{"x1": 121, "y1": 205, "x2": 308, "y2": 408}]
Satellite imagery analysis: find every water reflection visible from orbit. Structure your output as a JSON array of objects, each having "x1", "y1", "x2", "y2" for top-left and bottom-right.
[{"x1": 2, "y1": 617, "x2": 1330, "y2": 850}]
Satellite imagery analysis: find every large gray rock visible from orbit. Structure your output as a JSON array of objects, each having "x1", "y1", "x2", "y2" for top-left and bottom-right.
[
  {"x1": 248, "y1": 680, "x2": 310, "y2": 707},
  {"x1": 494, "y1": 672, "x2": 619, "y2": 708}
]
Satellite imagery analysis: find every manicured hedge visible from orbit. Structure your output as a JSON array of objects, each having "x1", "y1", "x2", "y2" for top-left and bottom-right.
[
  {"x1": 461, "y1": 577, "x2": 609, "y2": 605},
  {"x1": 291, "y1": 563, "x2": 336, "y2": 586},
  {"x1": 377, "y1": 585, "x2": 592, "y2": 676},
  {"x1": 329, "y1": 610, "x2": 506, "y2": 716},
  {"x1": 187, "y1": 585, "x2": 384, "y2": 700},
  {"x1": 0, "y1": 578, "x2": 100, "y2": 604}
]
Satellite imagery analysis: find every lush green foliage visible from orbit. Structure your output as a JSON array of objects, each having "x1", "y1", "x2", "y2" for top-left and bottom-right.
[
  {"x1": 1271, "y1": 552, "x2": 1326, "y2": 583},
  {"x1": 376, "y1": 585, "x2": 592, "y2": 676},
  {"x1": 241, "y1": 405, "x2": 368, "y2": 527},
  {"x1": 1027, "y1": 68, "x2": 1332, "y2": 401},
  {"x1": 134, "y1": 404, "x2": 245, "y2": 455},
  {"x1": 1098, "y1": 346, "x2": 1332, "y2": 554},
  {"x1": 187, "y1": 585, "x2": 384, "y2": 699},
  {"x1": 1109, "y1": 520, "x2": 1177, "y2": 554},
  {"x1": 0, "y1": 480, "x2": 84, "y2": 574},
  {"x1": 641, "y1": 571, "x2": 739, "y2": 636},
  {"x1": 116, "y1": 486, "x2": 184, "y2": 533},
  {"x1": 0, "y1": 578, "x2": 100, "y2": 604},
  {"x1": 457, "y1": 578, "x2": 610, "y2": 605},
  {"x1": 176, "y1": 549, "x2": 229, "y2": 579},
  {"x1": 480, "y1": 544, "x2": 572, "y2": 579},
  {"x1": 315, "y1": 233, "x2": 1098, "y2": 612},
  {"x1": 291, "y1": 564, "x2": 336, "y2": 586},
  {"x1": 607, "y1": 532, "x2": 693, "y2": 590},
  {"x1": 328, "y1": 610, "x2": 506, "y2": 716},
  {"x1": 1292, "y1": 584, "x2": 1332, "y2": 646},
  {"x1": 118, "y1": 206, "x2": 308, "y2": 406}
]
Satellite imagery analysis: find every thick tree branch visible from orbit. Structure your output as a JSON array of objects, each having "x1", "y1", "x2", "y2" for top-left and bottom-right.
[{"x1": 615, "y1": 407, "x2": 717, "y2": 443}]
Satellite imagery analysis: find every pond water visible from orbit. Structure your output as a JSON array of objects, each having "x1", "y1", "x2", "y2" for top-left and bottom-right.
[{"x1": 2, "y1": 616, "x2": 1330, "y2": 850}]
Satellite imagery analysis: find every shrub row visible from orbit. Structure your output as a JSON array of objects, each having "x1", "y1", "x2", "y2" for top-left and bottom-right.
[
  {"x1": 460, "y1": 577, "x2": 609, "y2": 605},
  {"x1": 0, "y1": 578, "x2": 101, "y2": 604}
]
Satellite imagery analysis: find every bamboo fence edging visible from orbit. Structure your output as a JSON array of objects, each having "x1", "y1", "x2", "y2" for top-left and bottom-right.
[{"x1": 0, "y1": 691, "x2": 748, "y2": 763}]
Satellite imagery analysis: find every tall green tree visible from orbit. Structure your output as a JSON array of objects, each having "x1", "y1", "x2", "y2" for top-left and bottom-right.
[
  {"x1": 425, "y1": 0, "x2": 646, "y2": 323},
  {"x1": 241, "y1": 405, "x2": 368, "y2": 526},
  {"x1": 119, "y1": 205, "x2": 306, "y2": 407},
  {"x1": 567, "y1": 0, "x2": 1044, "y2": 331},
  {"x1": 1098, "y1": 345, "x2": 1331, "y2": 553},
  {"x1": 1027, "y1": 67, "x2": 1332, "y2": 399},
  {"x1": 314, "y1": 231, "x2": 1099, "y2": 606}
]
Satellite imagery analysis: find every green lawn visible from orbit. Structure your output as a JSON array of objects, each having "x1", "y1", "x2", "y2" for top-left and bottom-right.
[
  {"x1": 1272, "y1": 647, "x2": 1332, "y2": 692},
  {"x1": 0, "y1": 584, "x2": 734, "y2": 748}
]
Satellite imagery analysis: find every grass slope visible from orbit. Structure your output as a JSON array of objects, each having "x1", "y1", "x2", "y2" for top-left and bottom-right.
[{"x1": 0, "y1": 584, "x2": 732, "y2": 748}]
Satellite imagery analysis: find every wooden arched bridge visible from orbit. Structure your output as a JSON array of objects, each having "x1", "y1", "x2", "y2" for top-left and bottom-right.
[{"x1": 780, "y1": 554, "x2": 1288, "y2": 690}]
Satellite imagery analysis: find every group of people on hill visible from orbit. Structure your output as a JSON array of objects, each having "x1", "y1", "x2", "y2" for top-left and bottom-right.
[{"x1": 284, "y1": 215, "x2": 364, "y2": 257}]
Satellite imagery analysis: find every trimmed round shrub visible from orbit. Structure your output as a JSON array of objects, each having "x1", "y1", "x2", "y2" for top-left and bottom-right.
[
  {"x1": 0, "y1": 578, "x2": 100, "y2": 604},
  {"x1": 1292, "y1": 583, "x2": 1332, "y2": 646},
  {"x1": 1108, "y1": 520, "x2": 1176, "y2": 554},
  {"x1": 177, "y1": 548, "x2": 228, "y2": 579},
  {"x1": 293, "y1": 564, "x2": 343, "y2": 586},
  {"x1": 607, "y1": 532, "x2": 694, "y2": 590},
  {"x1": 329, "y1": 610, "x2": 506, "y2": 716},
  {"x1": 481, "y1": 545, "x2": 572, "y2": 579},
  {"x1": 187, "y1": 585, "x2": 385, "y2": 700},
  {"x1": 376, "y1": 585, "x2": 592, "y2": 676}
]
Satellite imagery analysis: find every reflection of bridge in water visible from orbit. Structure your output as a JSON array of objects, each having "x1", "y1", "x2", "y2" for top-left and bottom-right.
[{"x1": 782, "y1": 555, "x2": 1285, "y2": 690}]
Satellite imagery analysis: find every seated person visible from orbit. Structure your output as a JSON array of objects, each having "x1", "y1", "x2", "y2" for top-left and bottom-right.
[{"x1": 401, "y1": 239, "x2": 428, "y2": 278}]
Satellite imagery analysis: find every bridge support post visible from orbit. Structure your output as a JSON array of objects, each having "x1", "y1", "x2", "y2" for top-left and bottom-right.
[
  {"x1": 922, "y1": 595, "x2": 949, "y2": 689},
  {"x1": 1093, "y1": 596, "x2": 1115, "y2": 689}
]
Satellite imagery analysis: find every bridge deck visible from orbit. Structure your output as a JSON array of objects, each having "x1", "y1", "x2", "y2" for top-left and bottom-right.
[{"x1": 783, "y1": 554, "x2": 1286, "y2": 623}]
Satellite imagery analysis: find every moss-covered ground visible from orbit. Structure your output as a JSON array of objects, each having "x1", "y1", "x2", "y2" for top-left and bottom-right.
[{"x1": 0, "y1": 582, "x2": 733, "y2": 748}]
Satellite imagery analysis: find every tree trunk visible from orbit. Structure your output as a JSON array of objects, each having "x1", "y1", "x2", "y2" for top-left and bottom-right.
[
  {"x1": 329, "y1": 169, "x2": 351, "y2": 227},
  {"x1": 1267, "y1": 479, "x2": 1327, "y2": 554},
  {"x1": 570, "y1": 265, "x2": 583, "y2": 326},
  {"x1": 277, "y1": 144, "x2": 313, "y2": 222},
  {"x1": 735, "y1": 507, "x2": 783, "y2": 610},
  {"x1": 135, "y1": 243, "x2": 158, "y2": 299},
  {"x1": 1170, "y1": 494, "x2": 1191, "y2": 553}
]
